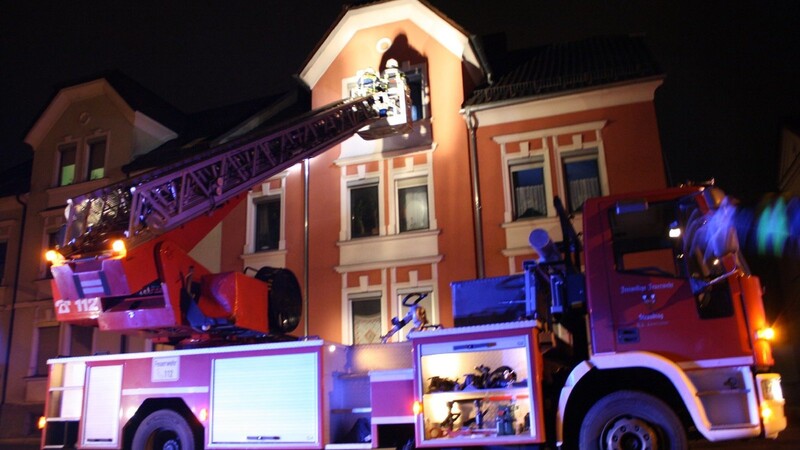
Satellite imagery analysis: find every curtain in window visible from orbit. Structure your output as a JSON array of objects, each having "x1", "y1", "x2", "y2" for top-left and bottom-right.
[
  {"x1": 400, "y1": 186, "x2": 428, "y2": 231},
  {"x1": 568, "y1": 177, "x2": 600, "y2": 212},
  {"x1": 515, "y1": 184, "x2": 546, "y2": 218}
]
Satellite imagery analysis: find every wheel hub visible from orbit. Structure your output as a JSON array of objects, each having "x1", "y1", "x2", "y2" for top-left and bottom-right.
[{"x1": 604, "y1": 416, "x2": 658, "y2": 450}]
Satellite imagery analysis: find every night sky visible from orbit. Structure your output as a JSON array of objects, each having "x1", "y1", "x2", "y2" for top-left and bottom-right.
[{"x1": 3, "y1": 1, "x2": 799, "y2": 201}]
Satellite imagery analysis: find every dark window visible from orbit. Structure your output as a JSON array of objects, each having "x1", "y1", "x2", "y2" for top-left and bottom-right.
[
  {"x1": 70, "y1": 325, "x2": 94, "y2": 357},
  {"x1": 58, "y1": 143, "x2": 77, "y2": 186},
  {"x1": 87, "y1": 138, "x2": 106, "y2": 180},
  {"x1": 350, "y1": 184, "x2": 379, "y2": 239},
  {"x1": 398, "y1": 180, "x2": 429, "y2": 232},
  {"x1": 254, "y1": 197, "x2": 281, "y2": 251},
  {"x1": 36, "y1": 326, "x2": 59, "y2": 377},
  {"x1": 511, "y1": 163, "x2": 547, "y2": 219},
  {"x1": 563, "y1": 156, "x2": 600, "y2": 212}
]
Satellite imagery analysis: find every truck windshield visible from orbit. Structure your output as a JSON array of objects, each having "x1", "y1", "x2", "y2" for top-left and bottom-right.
[{"x1": 610, "y1": 199, "x2": 685, "y2": 278}]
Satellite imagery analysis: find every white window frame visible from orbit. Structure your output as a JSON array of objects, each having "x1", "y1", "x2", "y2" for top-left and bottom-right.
[
  {"x1": 500, "y1": 143, "x2": 553, "y2": 224},
  {"x1": 244, "y1": 176, "x2": 287, "y2": 255},
  {"x1": 85, "y1": 135, "x2": 108, "y2": 181},
  {"x1": 387, "y1": 152, "x2": 437, "y2": 235},
  {"x1": 508, "y1": 156, "x2": 552, "y2": 221},
  {"x1": 394, "y1": 175, "x2": 431, "y2": 233},
  {"x1": 53, "y1": 132, "x2": 110, "y2": 187},
  {"x1": 393, "y1": 286, "x2": 436, "y2": 342},
  {"x1": 55, "y1": 140, "x2": 79, "y2": 187},
  {"x1": 345, "y1": 291, "x2": 384, "y2": 345},
  {"x1": 341, "y1": 162, "x2": 384, "y2": 241},
  {"x1": 554, "y1": 132, "x2": 609, "y2": 213}
]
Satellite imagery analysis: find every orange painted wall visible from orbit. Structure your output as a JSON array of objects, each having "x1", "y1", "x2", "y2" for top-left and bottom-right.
[
  {"x1": 475, "y1": 101, "x2": 666, "y2": 278},
  {"x1": 304, "y1": 20, "x2": 475, "y2": 338}
]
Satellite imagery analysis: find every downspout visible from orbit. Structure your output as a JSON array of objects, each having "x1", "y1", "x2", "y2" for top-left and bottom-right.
[
  {"x1": 465, "y1": 109, "x2": 485, "y2": 279},
  {"x1": 303, "y1": 158, "x2": 310, "y2": 336},
  {"x1": 2, "y1": 193, "x2": 28, "y2": 405}
]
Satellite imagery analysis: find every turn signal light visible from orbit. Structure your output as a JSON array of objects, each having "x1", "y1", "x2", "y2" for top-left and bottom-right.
[
  {"x1": 111, "y1": 239, "x2": 127, "y2": 257},
  {"x1": 412, "y1": 401, "x2": 422, "y2": 415},
  {"x1": 756, "y1": 327, "x2": 776, "y2": 341},
  {"x1": 37, "y1": 416, "x2": 46, "y2": 430},
  {"x1": 44, "y1": 250, "x2": 64, "y2": 265}
]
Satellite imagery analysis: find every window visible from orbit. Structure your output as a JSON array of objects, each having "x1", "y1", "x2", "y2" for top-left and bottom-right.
[
  {"x1": 69, "y1": 325, "x2": 94, "y2": 357},
  {"x1": 349, "y1": 296, "x2": 382, "y2": 344},
  {"x1": 610, "y1": 200, "x2": 682, "y2": 277},
  {"x1": 562, "y1": 151, "x2": 601, "y2": 213},
  {"x1": 510, "y1": 162, "x2": 547, "y2": 219},
  {"x1": 404, "y1": 66, "x2": 429, "y2": 122},
  {"x1": 58, "y1": 143, "x2": 77, "y2": 186},
  {"x1": 350, "y1": 183, "x2": 379, "y2": 239},
  {"x1": 86, "y1": 137, "x2": 106, "y2": 180},
  {"x1": 34, "y1": 325, "x2": 59, "y2": 377},
  {"x1": 397, "y1": 177, "x2": 429, "y2": 232},
  {"x1": 395, "y1": 290, "x2": 434, "y2": 341},
  {"x1": 254, "y1": 196, "x2": 281, "y2": 251}
]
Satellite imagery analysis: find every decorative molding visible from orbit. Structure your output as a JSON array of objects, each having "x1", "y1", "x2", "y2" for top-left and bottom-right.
[
  {"x1": 467, "y1": 80, "x2": 662, "y2": 127},
  {"x1": 300, "y1": 0, "x2": 478, "y2": 89}
]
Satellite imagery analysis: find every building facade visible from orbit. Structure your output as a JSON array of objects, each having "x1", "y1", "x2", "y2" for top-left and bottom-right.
[{"x1": 0, "y1": 0, "x2": 667, "y2": 445}]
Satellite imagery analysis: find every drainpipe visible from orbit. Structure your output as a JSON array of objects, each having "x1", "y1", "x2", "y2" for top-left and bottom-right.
[
  {"x1": 2, "y1": 193, "x2": 28, "y2": 405},
  {"x1": 465, "y1": 109, "x2": 485, "y2": 279},
  {"x1": 303, "y1": 159, "x2": 310, "y2": 336}
]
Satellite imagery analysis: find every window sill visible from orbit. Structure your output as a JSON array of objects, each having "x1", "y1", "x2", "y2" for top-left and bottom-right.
[
  {"x1": 240, "y1": 249, "x2": 288, "y2": 270},
  {"x1": 336, "y1": 229, "x2": 442, "y2": 272},
  {"x1": 46, "y1": 178, "x2": 109, "y2": 208}
]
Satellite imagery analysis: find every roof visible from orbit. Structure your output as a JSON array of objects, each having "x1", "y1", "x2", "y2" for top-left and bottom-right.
[
  {"x1": 25, "y1": 71, "x2": 187, "y2": 149},
  {"x1": 123, "y1": 86, "x2": 310, "y2": 174},
  {"x1": 464, "y1": 35, "x2": 662, "y2": 107}
]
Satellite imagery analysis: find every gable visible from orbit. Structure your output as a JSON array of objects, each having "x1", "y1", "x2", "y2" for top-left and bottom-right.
[
  {"x1": 299, "y1": 0, "x2": 481, "y2": 89},
  {"x1": 25, "y1": 78, "x2": 178, "y2": 152}
]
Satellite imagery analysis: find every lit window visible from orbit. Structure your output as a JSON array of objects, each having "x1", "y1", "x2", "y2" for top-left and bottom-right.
[
  {"x1": 563, "y1": 152, "x2": 600, "y2": 213},
  {"x1": 350, "y1": 296, "x2": 382, "y2": 344},
  {"x1": 254, "y1": 197, "x2": 281, "y2": 251},
  {"x1": 397, "y1": 177, "x2": 429, "y2": 232},
  {"x1": 510, "y1": 162, "x2": 547, "y2": 219},
  {"x1": 87, "y1": 138, "x2": 106, "y2": 180},
  {"x1": 58, "y1": 143, "x2": 77, "y2": 186},
  {"x1": 350, "y1": 183, "x2": 379, "y2": 239}
]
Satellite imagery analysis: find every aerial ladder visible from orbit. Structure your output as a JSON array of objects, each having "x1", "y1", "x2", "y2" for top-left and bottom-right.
[{"x1": 46, "y1": 64, "x2": 411, "y2": 343}]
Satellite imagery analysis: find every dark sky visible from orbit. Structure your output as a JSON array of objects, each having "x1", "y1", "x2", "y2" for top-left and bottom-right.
[{"x1": 2, "y1": 1, "x2": 799, "y2": 201}]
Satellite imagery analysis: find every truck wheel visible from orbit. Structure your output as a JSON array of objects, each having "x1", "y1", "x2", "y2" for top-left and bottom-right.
[
  {"x1": 579, "y1": 391, "x2": 687, "y2": 450},
  {"x1": 132, "y1": 410, "x2": 195, "y2": 450}
]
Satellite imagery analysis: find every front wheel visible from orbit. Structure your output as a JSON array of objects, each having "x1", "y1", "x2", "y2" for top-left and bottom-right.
[
  {"x1": 132, "y1": 409, "x2": 195, "y2": 450},
  {"x1": 579, "y1": 391, "x2": 687, "y2": 450}
]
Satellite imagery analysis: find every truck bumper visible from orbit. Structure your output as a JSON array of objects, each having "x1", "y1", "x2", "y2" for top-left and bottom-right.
[{"x1": 756, "y1": 373, "x2": 787, "y2": 438}]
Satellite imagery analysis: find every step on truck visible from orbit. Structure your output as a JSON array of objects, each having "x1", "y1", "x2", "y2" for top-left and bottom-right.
[{"x1": 40, "y1": 64, "x2": 785, "y2": 449}]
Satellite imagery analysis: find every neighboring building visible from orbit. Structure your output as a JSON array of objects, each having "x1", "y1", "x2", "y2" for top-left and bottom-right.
[
  {"x1": 774, "y1": 122, "x2": 800, "y2": 405},
  {"x1": 0, "y1": 0, "x2": 667, "y2": 445}
]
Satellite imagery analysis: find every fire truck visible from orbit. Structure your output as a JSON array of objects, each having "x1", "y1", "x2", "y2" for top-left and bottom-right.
[{"x1": 39, "y1": 65, "x2": 786, "y2": 450}]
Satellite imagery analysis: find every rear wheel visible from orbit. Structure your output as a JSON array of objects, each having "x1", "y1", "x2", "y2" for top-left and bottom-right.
[
  {"x1": 579, "y1": 391, "x2": 687, "y2": 450},
  {"x1": 132, "y1": 409, "x2": 195, "y2": 450}
]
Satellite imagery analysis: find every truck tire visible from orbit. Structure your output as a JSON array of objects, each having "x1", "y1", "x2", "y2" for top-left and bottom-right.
[
  {"x1": 132, "y1": 409, "x2": 195, "y2": 450},
  {"x1": 579, "y1": 390, "x2": 687, "y2": 450}
]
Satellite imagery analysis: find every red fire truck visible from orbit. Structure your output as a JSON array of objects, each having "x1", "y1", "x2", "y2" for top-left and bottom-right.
[{"x1": 39, "y1": 66, "x2": 786, "y2": 450}]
